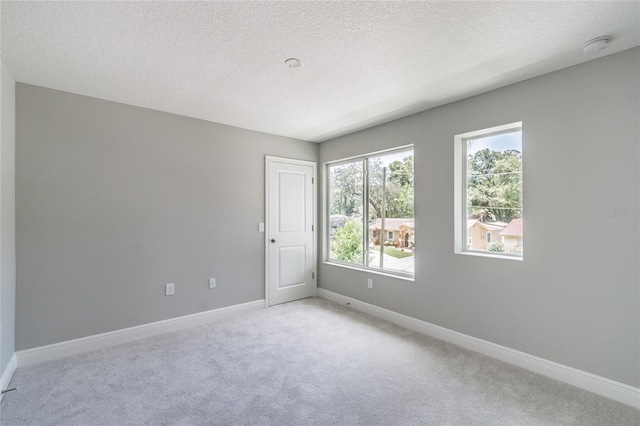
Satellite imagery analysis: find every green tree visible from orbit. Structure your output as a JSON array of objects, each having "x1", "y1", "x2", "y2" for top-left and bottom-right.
[
  {"x1": 330, "y1": 219, "x2": 364, "y2": 263},
  {"x1": 467, "y1": 148, "x2": 521, "y2": 222},
  {"x1": 329, "y1": 162, "x2": 363, "y2": 216},
  {"x1": 388, "y1": 156, "x2": 414, "y2": 187},
  {"x1": 368, "y1": 155, "x2": 414, "y2": 220}
]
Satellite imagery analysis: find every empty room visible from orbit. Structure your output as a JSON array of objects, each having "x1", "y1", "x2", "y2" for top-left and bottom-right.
[{"x1": 0, "y1": 1, "x2": 639, "y2": 425}]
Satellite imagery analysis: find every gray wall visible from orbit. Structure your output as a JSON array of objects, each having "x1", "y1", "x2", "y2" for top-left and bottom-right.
[
  {"x1": 1, "y1": 58, "x2": 16, "y2": 376},
  {"x1": 318, "y1": 48, "x2": 640, "y2": 387},
  {"x1": 15, "y1": 84, "x2": 317, "y2": 350}
]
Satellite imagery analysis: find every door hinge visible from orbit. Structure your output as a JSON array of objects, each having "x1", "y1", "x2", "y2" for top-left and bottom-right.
[
  {"x1": 312, "y1": 177, "x2": 314, "y2": 184},
  {"x1": 312, "y1": 272, "x2": 315, "y2": 279},
  {"x1": 312, "y1": 225, "x2": 314, "y2": 231}
]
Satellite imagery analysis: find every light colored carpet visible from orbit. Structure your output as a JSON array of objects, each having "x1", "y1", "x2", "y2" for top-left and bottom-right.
[{"x1": 1, "y1": 297, "x2": 638, "y2": 425}]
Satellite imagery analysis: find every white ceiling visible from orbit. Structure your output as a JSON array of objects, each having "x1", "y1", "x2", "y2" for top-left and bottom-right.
[{"x1": 2, "y1": 1, "x2": 639, "y2": 142}]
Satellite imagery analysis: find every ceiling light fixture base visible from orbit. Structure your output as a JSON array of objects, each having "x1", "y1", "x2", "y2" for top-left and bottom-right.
[{"x1": 285, "y1": 58, "x2": 302, "y2": 68}]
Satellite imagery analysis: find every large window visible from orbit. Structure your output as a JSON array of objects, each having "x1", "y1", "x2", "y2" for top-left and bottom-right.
[
  {"x1": 455, "y1": 123, "x2": 523, "y2": 258},
  {"x1": 327, "y1": 146, "x2": 414, "y2": 277}
]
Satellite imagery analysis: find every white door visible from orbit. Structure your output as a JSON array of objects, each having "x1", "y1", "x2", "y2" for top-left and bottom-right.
[{"x1": 266, "y1": 157, "x2": 316, "y2": 306}]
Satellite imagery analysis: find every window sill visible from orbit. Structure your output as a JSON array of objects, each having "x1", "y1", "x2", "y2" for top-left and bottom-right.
[
  {"x1": 455, "y1": 250, "x2": 523, "y2": 261},
  {"x1": 323, "y1": 261, "x2": 415, "y2": 282}
]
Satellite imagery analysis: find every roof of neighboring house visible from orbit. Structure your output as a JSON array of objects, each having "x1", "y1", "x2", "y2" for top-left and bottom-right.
[
  {"x1": 489, "y1": 221, "x2": 509, "y2": 227},
  {"x1": 500, "y1": 218, "x2": 524, "y2": 237},
  {"x1": 369, "y1": 218, "x2": 414, "y2": 231},
  {"x1": 467, "y1": 220, "x2": 505, "y2": 232}
]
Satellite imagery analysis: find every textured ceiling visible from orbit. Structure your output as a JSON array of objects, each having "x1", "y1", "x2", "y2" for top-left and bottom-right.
[{"x1": 2, "y1": 1, "x2": 639, "y2": 142}]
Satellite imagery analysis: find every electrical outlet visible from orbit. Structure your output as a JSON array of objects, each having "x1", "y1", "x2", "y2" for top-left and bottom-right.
[
  {"x1": 165, "y1": 283, "x2": 174, "y2": 296},
  {"x1": 209, "y1": 278, "x2": 216, "y2": 289},
  {"x1": 367, "y1": 278, "x2": 373, "y2": 289}
]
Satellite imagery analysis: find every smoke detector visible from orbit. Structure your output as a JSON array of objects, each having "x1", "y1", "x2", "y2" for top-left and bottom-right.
[{"x1": 582, "y1": 36, "x2": 611, "y2": 54}]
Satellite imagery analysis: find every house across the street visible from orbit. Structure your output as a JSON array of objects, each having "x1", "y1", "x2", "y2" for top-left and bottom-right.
[
  {"x1": 369, "y1": 218, "x2": 414, "y2": 248},
  {"x1": 466, "y1": 218, "x2": 523, "y2": 254}
]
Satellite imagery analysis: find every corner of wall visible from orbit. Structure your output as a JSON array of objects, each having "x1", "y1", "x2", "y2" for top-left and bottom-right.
[{"x1": 0, "y1": 56, "x2": 17, "y2": 378}]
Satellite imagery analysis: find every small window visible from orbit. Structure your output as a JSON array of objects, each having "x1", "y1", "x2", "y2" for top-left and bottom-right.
[
  {"x1": 455, "y1": 123, "x2": 523, "y2": 259},
  {"x1": 327, "y1": 146, "x2": 414, "y2": 277}
]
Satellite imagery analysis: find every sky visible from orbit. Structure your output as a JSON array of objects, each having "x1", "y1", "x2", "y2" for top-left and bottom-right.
[{"x1": 467, "y1": 131, "x2": 522, "y2": 155}]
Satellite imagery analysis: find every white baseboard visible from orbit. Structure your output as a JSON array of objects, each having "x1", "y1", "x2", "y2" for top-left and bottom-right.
[
  {"x1": 0, "y1": 352, "x2": 17, "y2": 402},
  {"x1": 317, "y1": 288, "x2": 640, "y2": 409},
  {"x1": 17, "y1": 299, "x2": 265, "y2": 368}
]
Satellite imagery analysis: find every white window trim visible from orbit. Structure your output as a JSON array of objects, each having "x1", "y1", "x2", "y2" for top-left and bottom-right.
[
  {"x1": 324, "y1": 145, "x2": 415, "y2": 279},
  {"x1": 454, "y1": 122, "x2": 523, "y2": 261}
]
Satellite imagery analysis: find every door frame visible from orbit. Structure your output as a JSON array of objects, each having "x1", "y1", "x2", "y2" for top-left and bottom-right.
[{"x1": 265, "y1": 156, "x2": 317, "y2": 307}]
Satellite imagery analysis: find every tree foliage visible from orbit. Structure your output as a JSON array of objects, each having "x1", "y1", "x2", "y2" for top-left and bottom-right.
[
  {"x1": 467, "y1": 148, "x2": 522, "y2": 222},
  {"x1": 369, "y1": 156, "x2": 414, "y2": 220},
  {"x1": 329, "y1": 162, "x2": 363, "y2": 217},
  {"x1": 329, "y1": 154, "x2": 414, "y2": 220}
]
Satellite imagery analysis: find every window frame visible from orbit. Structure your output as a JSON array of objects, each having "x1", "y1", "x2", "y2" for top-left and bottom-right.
[
  {"x1": 324, "y1": 145, "x2": 415, "y2": 279},
  {"x1": 454, "y1": 122, "x2": 523, "y2": 260}
]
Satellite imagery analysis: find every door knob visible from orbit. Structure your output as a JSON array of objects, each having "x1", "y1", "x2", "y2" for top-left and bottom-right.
[{"x1": 270, "y1": 238, "x2": 276, "y2": 243}]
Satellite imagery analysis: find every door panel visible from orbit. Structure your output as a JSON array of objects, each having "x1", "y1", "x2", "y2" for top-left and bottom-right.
[
  {"x1": 278, "y1": 171, "x2": 306, "y2": 233},
  {"x1": 266, "y1": 157, "x2": 316, "y2": 306},
  {"x1": 278, "y1": 245, "x2": 306, "y2": 288}
]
